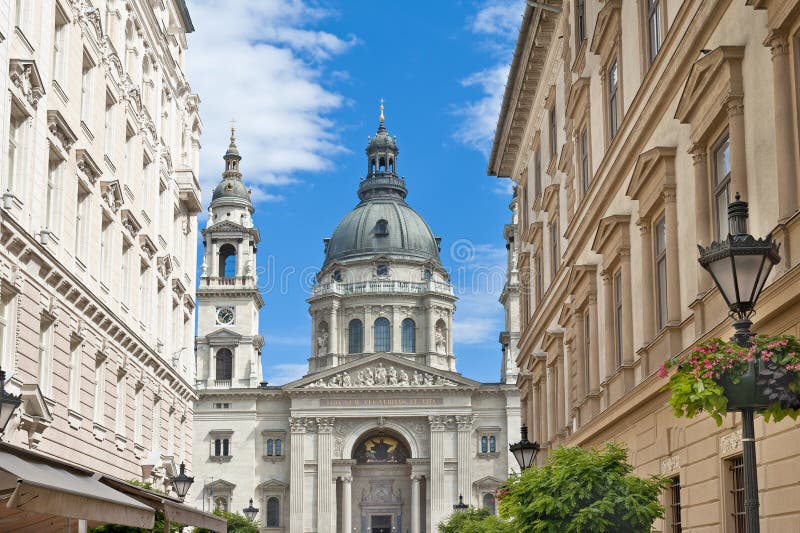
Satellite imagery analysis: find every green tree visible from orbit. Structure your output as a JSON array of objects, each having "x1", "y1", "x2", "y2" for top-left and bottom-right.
[
  {"x1": 498, "y1": 443, "x2": 668, "y2": 533},
  {"x1": 194, "y1": 509, "x2": 258, "y2": 533},
  {"x1": 89, "y1": 480, "x2": 182, "y2": 533},
  {"x1": 437, "y1": 507, "x2": 515, "y2": 533}
]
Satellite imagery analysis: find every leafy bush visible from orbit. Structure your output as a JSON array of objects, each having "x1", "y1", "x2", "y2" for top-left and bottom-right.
[
  {"x1": 438, "y1": 507, "x2": 514, "y2": 533},
  {"x1": 194, "y1": 509, "x2": 258, "y2": 533}
]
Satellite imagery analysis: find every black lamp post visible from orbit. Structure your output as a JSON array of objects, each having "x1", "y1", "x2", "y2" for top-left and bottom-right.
[
  {"x1": 243, "y1": 498, "x2": 259, "y2": 521},
  {"x1": 509, "y1": 424, "x2": 539, "y2": 471},
  {"x1": 698, "y1": 194, "x2": 781, "y2": 533},
  {"x1": 0, "y1": 369, "x2": 22, "y2": 437},
  {"x1": 452, "y1": 494, "x2": 468, "y2": 512},
  {"x1": 171, "y1": 463, "x2": 194, "y2": 500}
]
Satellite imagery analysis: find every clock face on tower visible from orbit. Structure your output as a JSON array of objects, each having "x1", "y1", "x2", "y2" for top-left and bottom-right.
[{"x1": 216, "y1": 307, "x2": 235, "y2": 325}]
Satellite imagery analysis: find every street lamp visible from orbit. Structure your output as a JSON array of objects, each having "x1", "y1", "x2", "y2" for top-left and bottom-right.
[
  {"x1": 0, "y1": 369, "x2": 21, "y2": 436},
  {"x1": 171, "y1": 463, "x2": 194, "y2": 500},
  {"x1": 452, "y1": 494, "x2": 468, "y2": 512},
  {"x1": 509, "y1": 424, "x2": 539, "y2": 471},
  {"x1": 697, "y1": 194, "x2": 781, "y2": 533},
  {"x1": 243, "y1": 498, "x2": 259, "y2": 521}
]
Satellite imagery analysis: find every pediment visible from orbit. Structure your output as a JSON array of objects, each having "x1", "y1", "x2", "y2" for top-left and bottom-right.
[
  {"x1": 284, "y1": 353, "x2": 479, "y2": 390},
  {"x1": 20, "y1": 384, "x2": 53, "y2": 422},
  {"x1": 626, "y1": 147, "x2": 676, "y2": 216},
  {"x1": 675, "y1": 46, "x2": 744, "y2": 125},
  {"x1": 566, "y1": 264, "x2": 597, "y2": 300},
  {"x1": 473, "y1": 475, "x2": 503, "y2": 486},
  {"x1": 589, "y1": 0, "x2": 621, "y2": 60},
  {"x1": 591, "y1": 214, "x2": 631, "y2": 254},
  {"x1": 206, "y1": 328, "x2": 243, "y2": 340},
  {"x1": 565, "y1": 77, "x2": 590, "y2": 120},
  {"x1": 258, "y1": 478, "x2": 289, "y2": 489},
  {"x1": 206, "y1": 220, "x2": 246, "y2": 232},
  {"x1": 206, "y1": 479, "x2": 236, "y2": 490}
]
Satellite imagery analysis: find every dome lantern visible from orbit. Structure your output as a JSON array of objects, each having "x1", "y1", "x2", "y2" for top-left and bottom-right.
[{"x1": 361, "y1": 99, "x2": 406, "y2": 201}]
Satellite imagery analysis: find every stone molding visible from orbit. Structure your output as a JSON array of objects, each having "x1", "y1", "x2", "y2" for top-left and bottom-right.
[{"x1": 303, "y1": 362, "x2": 457, "y2": 389}]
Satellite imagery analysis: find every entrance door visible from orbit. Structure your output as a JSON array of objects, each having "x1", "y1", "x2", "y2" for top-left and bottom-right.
[{"x1": 371, "y1": 514, "x2": 392, "y2": 533}]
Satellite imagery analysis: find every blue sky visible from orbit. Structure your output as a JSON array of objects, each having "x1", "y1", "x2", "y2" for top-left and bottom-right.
[{"x1": 186, "y1": 0, "x2": 523, "y2": 384}]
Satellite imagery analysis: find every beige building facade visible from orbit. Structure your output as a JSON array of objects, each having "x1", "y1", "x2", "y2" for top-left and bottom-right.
[
  {"x1": 0, "y1": 0, "x2": 201, "y2": 492},
  {"x1": 489, "y1": 1, "x2": 800, "y2": 531}
]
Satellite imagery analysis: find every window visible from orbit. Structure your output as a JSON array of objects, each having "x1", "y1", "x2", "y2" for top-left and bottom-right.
[
  {"x1": 265, "y1": 438, "x2": 283, "y2": 456},
  {"x1": 68, "y1": 338, "x2": 81, "y2": 411},
  {"x1": 614, "y1": 271, "x2": 623, "y2": 366},
  {"x1": 374, "y1": 317, "x2": 390, "y2": 352},
  {"x1": 266, "y1": 438, "x2": 273, "y2": 455},
  {"x1": 332, "y1": 270, "x2": 342, "y2": 282},
  {"x1": 375, "y1": 219, "x2": 389, "y2": 236},
  {"x1": 38, "y1": 317, "x2": 54, "y2": 396},
  {"x1": 728, "y1": 456, "x2": 745, "y2": 533},
  {"x1": 348, "y1": 319, "x2": 364, "y2": 353},
  {"x1": 52, "y1": 7, "x2": 68, "y2": 87},
  {"x1": 376, "y1": 264, "x2": 389, "y2": 277},
  {"x1": 607, "y1": 60, "x2": 619, "y2": 139},
  {"x1": 216, "y1": 349, "x2": 233, "y2": 381},
  {"x1": 583, "y1": 311, "x2": 591, "y2": 391},
  {"x1": 134, "y1": 384, "x2": 143, "y2": 444},
  {"x1": 124, "y1": 125, "x2": 136, "y2": 186},
  {"x1": 575, "y1": 0, "x2": 586, "y2": 44},
  {"x1": 122, "y1": 243, "x2": 132, "y2": 303},
  {"x1": 93, "y1": 356, "x2": 106, "y2": 423},
  {"x1": 423, "y1": 268, "x2": 432, "y2": 281},
  {"x1": 213, "y1": 403, "x2": 231, "y2": 409},
  {"x1": 534, "y1": 254, "x2": 543, "y2": 304},
  {"x1": 478, "y1": 430, "x2": 500, "y2": 456},
  {"x1": 654, "y1": 216, "x2": 667, "y2": 330},
  {"x1": 550, "y1": 219, "x2": 559, "y2": 279},
  {"x1": 0, "y1": 292, "x2": 16, "y2": 370},
  {"x1": 46, "y1": 156, "x2": 62, "y2": 230},
  {"x1": 214, "y1": 497, "x2": 228, "y2": 513},
  {"x1": 266, "y1": 497, "x2": 280, "y2": 527},
  {"x1": 105, "y1": 92, "x2": 116, "y2": 156},
  {"x1": 401, "y1": 318, "x2": 416, "y2": 353},
  {"x1": 534, "y1": 148, "x2": 542, "y2": 198},
  {"x1": 489, "y1": 436, "x2": 496, "y2": 452},
  {"x1": 214, "y1": 437, "x2": 230, "y2": 457},
  {"x1": 580, "y1": 128, "x2": 589, "y2": 195},
  {"x1": 646, "y1": 0, "x2": 663, "y2": 64},
  {"x1": 7, "y1": 105, "x2": 26, "y2": 192},
  {"x1": 81, "y1": 52, "x2": 95, "y2": 128},
  {"x1": 712, "y1": 133, "x2": 731, "y2": 240},
  {"x1": 549, "y1": 104, "x2": 557, "y2": 158},
  {"x1": 481, "y1": 435, "x2": 488, "y2": 453},
  {"x1": 75, "y1": 186, "x2": 89, "y2": 261},
  {"x1": 668, "y1": 475, "x2": 682, "y2": 533},
  {"x1": 218, "y1": 244, "x2": 236, "y2": 278},
  {"x1": 100, "y1": 216, "x2": 112, "y2": 285},
  {"x1": 115, "y1": 374, "x2": 126, "y2": 434},
  {"x1": 483, "y1": 493, "x2": 496, "y2": 515}
]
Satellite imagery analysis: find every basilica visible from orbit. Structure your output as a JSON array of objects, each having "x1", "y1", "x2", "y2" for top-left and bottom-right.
[{"x1": 190, "y1": 107, "x2": 521, "y2": 533}]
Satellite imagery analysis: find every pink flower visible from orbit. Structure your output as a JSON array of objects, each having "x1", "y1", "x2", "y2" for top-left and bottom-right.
[{"x1": 657, "y1": 365, "x2": 669, "y2": 378}]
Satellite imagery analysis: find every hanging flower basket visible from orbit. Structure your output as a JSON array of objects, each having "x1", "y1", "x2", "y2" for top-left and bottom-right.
[{"x1": 659, "y1": 335, "x2": 800, "y2": 425}]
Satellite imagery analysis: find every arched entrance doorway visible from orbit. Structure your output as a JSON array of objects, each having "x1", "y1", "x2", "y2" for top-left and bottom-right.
[{"x1": 342, "y1": 430, "x2": 415, "y2": 533}]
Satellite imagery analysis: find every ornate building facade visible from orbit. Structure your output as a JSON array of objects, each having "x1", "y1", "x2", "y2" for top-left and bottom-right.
[
  {"x1": 192, "y1": 111, "x2": 520, "y2": 533},
  {"x1": 0, "y1": 0, "x2": 201, "y2": 487},
  {"x1": 489, "y1": 1, "x2": 800, "y2": 531}
]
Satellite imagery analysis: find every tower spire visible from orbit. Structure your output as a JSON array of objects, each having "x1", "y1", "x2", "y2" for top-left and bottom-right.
[{"x1": 379, "y1": 98, "x2": 385, "y2": 124}]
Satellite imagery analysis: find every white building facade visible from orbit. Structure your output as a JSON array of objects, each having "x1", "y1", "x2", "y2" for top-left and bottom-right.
[
  {"x1": 192, "y1": 113, "x2": 520, "y2": 533},
  {"x1": 0, "y1": 0, "x2": 201, "y2": 487}
]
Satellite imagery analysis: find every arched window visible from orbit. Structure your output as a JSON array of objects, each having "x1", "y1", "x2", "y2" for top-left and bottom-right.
[
  {"x1": 483, "y1": 493, "x2": 496, "y2": 515},
  {"x1": 371, "y1": 159, "x2": 376, "y2": 173},
  {"x1": 275, "y1": 438, "x2": 282, "y2": 456},
  {"x1": 374, "y1": 317, "x2": 390, "y2": 352},
  {"x1": 489, "y1": 436, "x2": 496, "y2": 453},
  {"x1": 218, "y1": 244, "x2": 236, "y2": 278},
  {"x1": 266, "y1": 439, "x2": 274, "y2": 456},
  {"x1": 401, "y1": 318, "x2": 416, "y2": 353},
  {"x1": 481, "y1": 436, "x2": 488, "y2": 453},
  {"x1": 389, "y1": 158, "x2": 394, "y2": 172},
  {"x1": 375, "y1": 219, "x2": 388, "y2": 236},
  {"x1": 266, "y1": 496, "x2": 280, "y2": 527},
  {"x1": 216, "y1": 348, "x2": 232, "y2": 381},
  {"x1": 348, "y1": 319, "x2": 363, "y2": 354},
  {"x1": 378, "y1": 157, "x2": 386, "y2": 171},
  {"x1": 214, "y1": 497, "x2": 228, "y2": 513}
]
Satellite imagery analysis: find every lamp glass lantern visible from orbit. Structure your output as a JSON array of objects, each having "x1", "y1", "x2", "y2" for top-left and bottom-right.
[
  {"x1": 171, "y1": 462, "x2": 194, "y2": 499},
  {"x1": 243, "y1": 498, "x2": 259, "y2": 521},
  {"x1": 509, "y1": 424, "x2": 539, "y2": 471},
  {"x1": 0, "y1": 370, "x2": 22, "y2": 434},
  {"x1": 452, "y1": 494, "x2": 468, "y2": 511}
]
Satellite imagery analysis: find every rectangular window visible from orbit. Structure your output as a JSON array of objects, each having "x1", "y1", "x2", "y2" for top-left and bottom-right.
[
  {"x1": 75, "y1": 186, "x2": 89, "y2": 261},
  {"x1": 614, "y1": 271, "x2": 623, "y2": 366},
  {"x1": 115, "y1": 374, "x2": 126, "y2": 435},
  {"x1": 52, "y1": 7, "x2": 68, "y2": 86},
  {"x1": 580, "y1": 127, "x2": 589, "y2": 195},
  {"x1": 534, "y1": 254, "x2": 543, "y2": 304},
  {"x1": 14, "y1": 0, "x2": 27, "y2": 30},
  {"x1": 646, "y1": 0, "x2": 663, "y2": 64},
  {"x1": 550, "y1": 218, "x2": 559, "y2": 279},
  {"x1": 125, "y1": 125, "x2": 136, "y2": 186},
  {"x1": 0, "y1": 292, "x2": 14, "y2": 370},
  {"x1": 654, "y1": 215, "x2": 668, "y2": 330},
  {"x1": 583, "y1": 311, "x2": 591, "y2": 391},
  {"x1": 534, "y1": 148, "x2": 542, "y2": 198},
  {"x1": 7, "y1": 105, "x2": 26, "y2": 192},
  {"x1": 100, "y1": 216, "x2": 112, "y2": 286},
  {"x1": 68, "y1": 338, "x2": 81, "y2": 411},
  {"x1": 142, "y1": 154, "x2": 152, "y2": 211},
  {"x1": 608, "y1": 59, "x2": 619, "y2": 139},
  {"x1": 92, "y1": 357, "x2": 105, "y2": 423},
  {"x1": 728, "y1": 456, "x2": 745, "y2": 533},
  {"x1": 134, "y1": 385, "x2": 143, "y2": 444},
  {"x1": 549, "y1": 104, "x2": 557, "y2": 158},
  {"x1": 38, "y1": 318, "x2": 54, "y2": 396},
  {"x1": 151, "y1": 399, "x2": 160, "y2": 449},
  {"x1": 47, "y1": 156, "x2": 62, "y2": 231},
  {"x1": 575, "y1": 0, "x2": 586, "y2": 44},
  {"x1": 81, "y1": 52, "x2": 95, "y2": 128},
  {"x1": 712, "y1": 133, "x2": 731, "y2": 240},
  {"x1": 105, "y1": 92, "x2": 116, "y2": 157},
  {"x1": 214, "y1": 438, "x2": 230, "y2": 457},
  {"x1": 121, "y1": 242, "x2": 131, "y2": 304},
  {"x1": 669, "y1": 475, "x2": 682, "y2": 533}
]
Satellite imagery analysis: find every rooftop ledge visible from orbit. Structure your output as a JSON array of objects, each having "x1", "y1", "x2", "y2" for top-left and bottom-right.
[{"x1": 312, "y1": 279, "x2": 453, "y2": 297}]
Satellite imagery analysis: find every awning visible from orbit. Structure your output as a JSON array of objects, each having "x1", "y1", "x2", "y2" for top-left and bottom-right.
[
  {"x1": 0, "y1": 445, "x2": 154, "y2": 530},
  {"x1": 102, "y1": 476, "x2": 227, "y2": 533}
]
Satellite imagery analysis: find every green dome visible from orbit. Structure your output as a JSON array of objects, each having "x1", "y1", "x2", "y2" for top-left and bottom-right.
[
  {"x1": 212, "y1": 178, "x2": 250, "y2": 202},
  {"x1": 324, "y1": 199, "x2": 441, "y2": 266}
]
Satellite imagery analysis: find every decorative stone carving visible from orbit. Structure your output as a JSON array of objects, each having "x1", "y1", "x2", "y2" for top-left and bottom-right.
[
  {"x1": 317, "y1": 322, "x2": 329, "y2": 356},
  {"x1": 659, "y1": 455, "x2": 680, "y2": 475},
  {"x1": 289, "y1": 416, "x2": 313, "y2": 433},
  {"x1": 316, "y1": 417, "x2": 335, "y2": 433},
  {"x1": 455, "y1": 415, "x2": 474, "y2": 431},
  {"x1": 139, "y1": 235, "x2": 157, "y2": 259},
  {"x1": 47, "y1": 110, "x2": 78, "y2": 153},
  {"x1": 100, "y1": 180, "x2": 123, "y2": 212},
  {"x1": 157, "y1": 255, "x2": 173, "y2": 279},
  {"x1": 304, "y1": 362, "x2": 457, "y2": 388},
  {"x1": 720, "y1": 430, "x2": 742, "y2": 455},
  {"x1": 435, "y1": 322, "x2": 447, "y2": 354},
  {"x1": 428, "y1": 415, "x2": 449, "y2": 431},
  {"x1": 9, "y1": 60, "x2": 44, "y2": 109}
]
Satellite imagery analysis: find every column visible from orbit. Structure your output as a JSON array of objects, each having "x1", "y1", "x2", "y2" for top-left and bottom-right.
[
  {"x1": 289, "y1": 418, "x2": 306, "y2": 533},
  {"x1": 664, "y1": 190, "x2": 681, "y2": 325},
  {"x1": 638, "y1": 219, "x2": 655, "y2": 345},
  {"x1": 573, "y1": 309, "x2": 587, "y2": 401},
  {"x1": 425, "y1": 303, "x2": 435, "y2": 353},
  {"x1": 530, "y1": 381, "x2": 540, "y2": 443},
  {"x1": 365, "y1": 306, "x2": 373, "y2": 353},
  {"x1": 410, "y1": 475, "x2": 421, "y2": 533},
  {"x1": 563, "y1": 338, "x2": 574, "y2": 423},
  {"x1": 691, "y1": 147, "x2": 711, "y2": 289},
  {"x1": 555, "y1": 354, "x2": 566, "y2": 433},
  {"x1": 621, "y1": 252, "x2": 634, "y2": 367},
  {"x1": 545, "y1": 365, "x2": 555, "y2": 442},
  {"x1": 456, "y1": 415, "x2": 473, "y2": 505},
  {"x1": 767, "y1": 31, "x2": 799, "y2": 222},
  {"x1": 588, "y1": 294, "x2": 600, "y2": 395},
  {"x1": 329, "y1": 302, "x2": 339, "y2": 357},
  {"x1": 392, "y1": 306, "x2": 401, "y2": 353},
  {"x1": 601, "y1": 272, "x2": 615, "y2": 381},
  {"x1": 428, "y1": 416, "x2": 446, "y2": 531},
  {"x1": 447, "y1": 311, "x2": 454, "y2": 362},
  {"x1": 726, "y1": 95, "x2": 748, "y2": 200},
  {"x1": 316, "y1": 417, "x2": 335, "y2": 533},
  {"x1": 341, "y1": 475, "x2": 352, "y2": 533}
]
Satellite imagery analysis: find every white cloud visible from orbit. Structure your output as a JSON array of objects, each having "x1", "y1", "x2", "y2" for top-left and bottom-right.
[
  {"x1": 186, "y1": 0, "x2": 356, "y2": 204},
  {"x1": 450, "y1": 243, "x2": 506, "y2": 346},
  {"x1": 265, "y1": 363, "x2": 308, "y2": 385}
]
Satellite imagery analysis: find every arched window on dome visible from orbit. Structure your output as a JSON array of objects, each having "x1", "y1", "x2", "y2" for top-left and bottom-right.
[
  {"x1": 401, "y1": 318, "x2": 416, "y2": 353},
  {"x1": 374, "y1": 317, "x2": 390, "y2": 352},
  {"x1": 218, "y1": 244, "x2": 236, "y2": 278},
  {"x1": 266, "y1": 497, "x2": 280, "y2": 527},
  {"x1": 375, "y1": 219, "x2": 389, "y2": 237},
  {"x1": 389, "y1": 158, "x2": 394, "y2": 172},
  {"x1": 348, "y1": 319, "x2": 364, "y2": 354},
  {"x1": 216, "y1": 348, "x2": 232, "y2": 381},
  {"x1": 371, "y1": 159, "x2": 376, "y2": 173}
]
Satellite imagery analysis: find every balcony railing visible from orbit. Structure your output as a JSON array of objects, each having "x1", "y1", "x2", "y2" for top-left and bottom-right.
[
  {"x1": 311, "y1": 279, "x2": 453, "y2": 297},
  {"x1": 202, "y1": 276, "x2": 255, "y2": 288}
]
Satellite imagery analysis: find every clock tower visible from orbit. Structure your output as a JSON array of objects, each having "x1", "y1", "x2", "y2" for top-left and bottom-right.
[{"x1": 195, "y1": 129, "x2": 264, "y2": 389}]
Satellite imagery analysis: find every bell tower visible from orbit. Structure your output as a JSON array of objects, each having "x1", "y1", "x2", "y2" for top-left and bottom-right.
[{"x1": 195, "y1": 129, "x2": 264, "y2": 389}]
